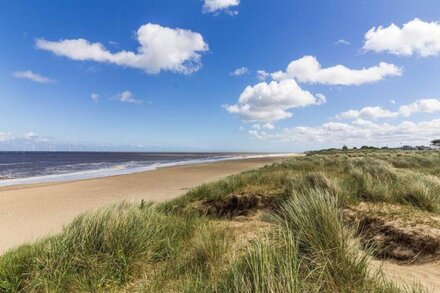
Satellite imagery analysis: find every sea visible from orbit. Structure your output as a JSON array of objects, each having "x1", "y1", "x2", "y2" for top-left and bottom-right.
[{"x1": 0, "y1": 152, "x2": 281, "y2": 187}]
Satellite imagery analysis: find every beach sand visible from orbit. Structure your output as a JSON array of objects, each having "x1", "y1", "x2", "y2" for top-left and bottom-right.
[
  {"x1": 372, "y1": 260, "x2": 440, "y2": 292},
  {"x1": 0, "y1": 156, "x2": 291, "y2": 254}
]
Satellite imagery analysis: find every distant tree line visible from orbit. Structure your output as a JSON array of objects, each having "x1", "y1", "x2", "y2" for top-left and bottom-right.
[{"x1": 306, "y1": 140, "x2": 439, "y2": 155}]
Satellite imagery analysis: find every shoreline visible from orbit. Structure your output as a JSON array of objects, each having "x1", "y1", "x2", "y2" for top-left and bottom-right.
[
  {"x1": 0, "y1": 155, "x2": 294, "y2": 253},
  {"x1": 0, "y1": 153, "x2": 295, "y2": 188}
]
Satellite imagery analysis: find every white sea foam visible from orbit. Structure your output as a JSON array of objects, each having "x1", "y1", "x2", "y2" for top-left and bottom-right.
[{"x1": 0, "y1": 153, "x2": 293, "y2": 187}]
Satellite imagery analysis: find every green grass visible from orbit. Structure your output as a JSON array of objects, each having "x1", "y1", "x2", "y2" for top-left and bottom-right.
[
  {"x1": 218, "y1": 189, "x2": 399, "y2": 292},
  {"x1": 161, "y1": 151, "x2": 440, "y2": 214},
  {"x1": 0, "y1": 202, "x2": 202, "y2": 292},
  {"x1": 2, "y1": 149, "x2": 438, "y2": 292}
]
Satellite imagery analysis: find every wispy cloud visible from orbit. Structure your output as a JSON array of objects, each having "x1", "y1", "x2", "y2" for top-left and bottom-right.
[
  {"x1": 114, "y1": 91, "x2": 143, "y2": 104},
  {"x1": 203, "y1": 0, "x2": 239, "y2": 14},
  {"x1": 251, "y1": 123, "x2": 275, "y2": 130},
  {"x1": 0, "y1": 132, "x2": 14, "y2": 142},
  {"x1": 91, "y1": 93, "x2": 99, "y2": 103},
  {"x1": 256, "y1": 70, "x2": 270, "y2": 81},
  {"x1": 13, "y1": 70, "x2": 55, "y2": 84},
  {"x1": 0, "y1": 132, "x2": 53, "y2": 143},
  {"x1": 230, "y1": 67, "x2": 249, "y2": 76},
  {"x1": 0, "y1": 131, "x2": 159, "y2": 152},
  {"x1": 335, "y1": 39, "x2": 350, "y2": 45}
]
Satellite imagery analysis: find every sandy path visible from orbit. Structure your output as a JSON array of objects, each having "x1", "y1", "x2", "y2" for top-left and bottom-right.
[
  {"x1": 0, "y1": 156, "x2": 291, "y2": 254},
  {"x1": 375, "y1": 261, "x2": 440, "y2": 292}
]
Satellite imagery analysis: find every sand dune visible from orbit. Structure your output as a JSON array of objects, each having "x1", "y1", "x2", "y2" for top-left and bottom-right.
[{"x1": 0, "y1": 156, "x2": 291, "y2": 254}]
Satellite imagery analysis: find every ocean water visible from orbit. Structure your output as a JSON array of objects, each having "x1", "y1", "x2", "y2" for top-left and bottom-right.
[{"x1": 0, "y1": 152, "x2": 276, "y2": 186}]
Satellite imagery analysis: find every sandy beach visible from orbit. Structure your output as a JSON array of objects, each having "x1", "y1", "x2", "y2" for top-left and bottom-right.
[{"x1": 0, "y1": 156, "x2": 291, "y2": 254}]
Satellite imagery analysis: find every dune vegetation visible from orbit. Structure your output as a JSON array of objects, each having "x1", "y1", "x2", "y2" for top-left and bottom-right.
[{"x1": 2, "y1": 150, "x2": 440, "y2": 292}]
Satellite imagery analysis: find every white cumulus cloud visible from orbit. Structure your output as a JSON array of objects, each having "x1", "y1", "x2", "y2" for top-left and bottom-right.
[
  {"x1": 224, "y1": 79, "x2": 325, "y2": 122},
  {"x1": 337, "y1": 98, "x2": 440, "y2": 121},
  {"x1": 227, "y1": 56, "x2": 400, "y2": 125},
  {"x1": 36, "y1": 23, "x2": 209, "y2": 74},
  {"x1": 203, "y1": 0, "x2": 239, "y2": 13},
  {"x1": 363, "y1": 18, "x2": 440, "y2": 57},
  {"x1": 249, "y1": 118, "x2": 440, "y2": 147},
  {"x1": 13, "y1": 70, "x2": 55, "y2": 84},
  {"x1": 271, "y1": 56, "x2": 401, "y2": 86},
  {"x1": 337, "y1": 106, "x2": 398, "y2": 120},
  {"x1": 399, "y1": 98, "x2": 440, "y2": 116}
]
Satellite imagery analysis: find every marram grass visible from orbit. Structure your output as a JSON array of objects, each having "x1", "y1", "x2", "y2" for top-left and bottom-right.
[{"x1": 1, "y1": 149, "x2": 436, "y2": 292}]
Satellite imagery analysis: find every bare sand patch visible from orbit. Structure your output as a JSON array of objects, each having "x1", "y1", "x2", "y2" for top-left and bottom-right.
[{"x1": 345, "y1": 202, "x2": 440, "y2": 291}]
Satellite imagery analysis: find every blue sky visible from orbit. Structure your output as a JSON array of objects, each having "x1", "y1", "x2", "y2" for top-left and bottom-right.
[{"x1": 1, "y1": 0, "x2": 440, "y2": 152}]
